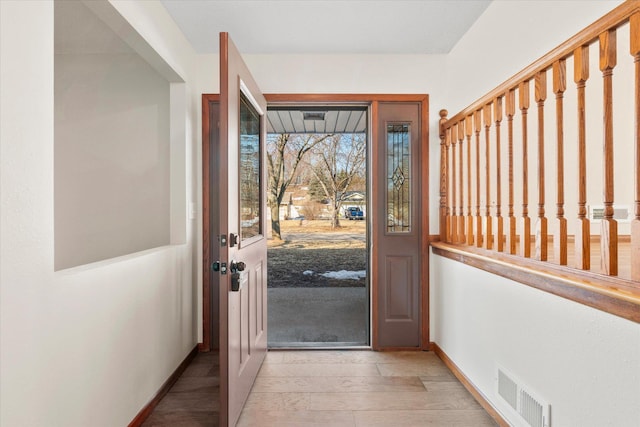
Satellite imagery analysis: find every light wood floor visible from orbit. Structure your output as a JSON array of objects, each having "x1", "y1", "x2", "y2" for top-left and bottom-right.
[
  {"x1": 143, "y1": 350, "x2": 497, "y2": 426},
  {"x1": 237, "y1": 350, "x2": 497, "y2": 427}
]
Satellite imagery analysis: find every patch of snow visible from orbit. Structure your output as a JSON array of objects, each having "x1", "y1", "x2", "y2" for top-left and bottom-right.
[
  {"x1": 302, "y1": 270, "x2": 314, "y2": 276},
  {"x1": 320, "y1": 270, "x2": 366, "y2": 280}
]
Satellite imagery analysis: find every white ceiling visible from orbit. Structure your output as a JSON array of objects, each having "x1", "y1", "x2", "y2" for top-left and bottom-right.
[
  {"x1": 267, "y1": 108, "x2": 367, "y2": 134},
  {"x1": 160, "y1": 0, "x2": 492, "y2": 54}
]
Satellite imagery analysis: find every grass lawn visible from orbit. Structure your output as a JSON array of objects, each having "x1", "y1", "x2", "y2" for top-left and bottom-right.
[{"x1": 268, "y1": 220, "x2": 366, "y2": 288}]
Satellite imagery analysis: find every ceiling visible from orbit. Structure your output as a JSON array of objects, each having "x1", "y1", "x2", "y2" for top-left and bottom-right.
[
  {"x1": 160, "y1": 0, "x2": 492, "y2": 55},
  {"x1": 267, "y1": 107, "x2": 367, "y2": 134}
]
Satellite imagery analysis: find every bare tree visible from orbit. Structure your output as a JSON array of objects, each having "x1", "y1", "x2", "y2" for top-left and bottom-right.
[
  {"x1": 267, "y1": 133, "x2": 333, "y2": 239},
  {"x1": 308, "y1": 133, "x2": 366, "y2": 228}
]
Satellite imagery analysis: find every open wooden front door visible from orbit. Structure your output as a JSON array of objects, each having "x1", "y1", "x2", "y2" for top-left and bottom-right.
[{"x1": 219, "y1": 32, "x2": 268, "y2": 426}]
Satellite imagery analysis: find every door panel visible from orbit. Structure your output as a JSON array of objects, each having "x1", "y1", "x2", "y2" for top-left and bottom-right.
[
  {"x1": 219, "y1": 32, "x2": 268, "y2": 426},
  {"x1": 374, "y1": 102, "x2": 424, "y2": 348},
  {"x1": 386, "y1": 256, "x2": 414, "y2": 319}
]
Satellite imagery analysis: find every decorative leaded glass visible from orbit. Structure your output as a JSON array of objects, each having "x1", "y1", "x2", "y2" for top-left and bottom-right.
[
  {"x1": 239, "y1": 93, "x2": 261, "y2": 240},
  {"x1": 387, "y1": 124, "x2": 411, "y2": 233}
]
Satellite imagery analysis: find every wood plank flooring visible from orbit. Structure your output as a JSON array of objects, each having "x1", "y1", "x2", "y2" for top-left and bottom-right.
[
  {"x1": 142, "y1": 351, "x2": 220, "y2": 426},
  {"x1": 237, "y1": 350, "x2": 497, "y2": 427},
  {"x1": 143, "y1": 350, "x2": 497, "y2": 427}
]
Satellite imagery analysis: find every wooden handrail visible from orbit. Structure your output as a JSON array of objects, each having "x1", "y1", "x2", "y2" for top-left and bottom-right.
[{"x1": 439, "y1": 1, "x2": 640, "y2": 284}]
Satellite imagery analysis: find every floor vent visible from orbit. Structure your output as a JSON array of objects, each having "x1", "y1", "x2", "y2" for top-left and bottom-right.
[
  {"x1": 520, "y1": 389, "x2": 547, "y2": 427},
  {"x1": 497, "y1": 367, "x2": 551, "y2": 427},
  {"x1": 498, "y1": 369, "x2": 518, "y2": 410}
]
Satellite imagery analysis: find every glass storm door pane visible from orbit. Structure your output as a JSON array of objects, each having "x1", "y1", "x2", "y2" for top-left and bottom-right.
[
  {"x1": 387, "y1": 123, "x2": 411, "y2": 233},
  {"x1": 239, "y1": 93, "x2": 262, "y2": 240}
]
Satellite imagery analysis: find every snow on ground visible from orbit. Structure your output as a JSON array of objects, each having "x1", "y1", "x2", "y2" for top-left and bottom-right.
[
  {"x1": 320, "y1": 270, "x2": 366, "y2": 280},
  {"x1": 303, "y1": 270, "x2": 314, "y2": 276}
]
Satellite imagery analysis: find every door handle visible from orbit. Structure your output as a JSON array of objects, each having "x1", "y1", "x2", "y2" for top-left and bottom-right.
[
  {"x1": 230, "y1": 261, "x2": 246, "y2": 273},
  {"x1": 229, "y1": 261, "x2": 246, "y2": 291}
]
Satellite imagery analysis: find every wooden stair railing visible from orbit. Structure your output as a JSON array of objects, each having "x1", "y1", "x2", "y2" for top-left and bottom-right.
[{"x1": 438, "y1": 0, "x2": 640, "y2": 283}]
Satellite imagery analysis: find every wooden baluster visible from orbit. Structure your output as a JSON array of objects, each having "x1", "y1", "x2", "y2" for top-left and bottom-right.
[
  {"x1": 600, "y1": 29, "x2": 618, "y2": 276},
  {"x1": 451, "y1": 123, "x2": 458, "y2": 243},
  {"x1": 534, "y1": 70, "x2": 548, "y2": 261},
  {"x1": 484, "y1": 103, "x2": 493, "y2": 250},
  {"x1": 520, "y1": 80, "x2": 531, "y2": 258},
  {"x1": 445, "y1": 126, "x2": 452, "y2": 242},
  {"x1": 574, "y1": 46, "x2": 590, "y2": 270},
  {"x1": 494, "y1": 96, "x2": 504, "y2": 252},
  {"x1": 553, "y1": 59, "x2": 568, "y2": 265},
  {"x1": 465, "y1": 115, "x2": 474, "y2": 246},
  {"x1": 631, "y1": 13, "x2": 640, "y2": 280},
  {"x1": 439, "y1": 109, "x2": 449, "y2": 242},
  {"x1": 506, "y1": 89, "x2": 517, "y2": 254},
  {"x1": 458, "y1": 121, "x2": 466, "y2": 243},
  {"x1": 474, "y1": 110, "x2": 483, "y2": 247}
]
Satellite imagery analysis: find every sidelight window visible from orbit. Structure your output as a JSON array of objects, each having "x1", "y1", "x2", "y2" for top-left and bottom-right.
[{"x1": 387, "y1": 123, "x2": 411, "y2": 233}]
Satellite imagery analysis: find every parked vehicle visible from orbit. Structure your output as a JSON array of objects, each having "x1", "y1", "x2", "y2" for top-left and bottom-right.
[{"x1": 345, "y1": 207, "x2": 364, "y2": 220}]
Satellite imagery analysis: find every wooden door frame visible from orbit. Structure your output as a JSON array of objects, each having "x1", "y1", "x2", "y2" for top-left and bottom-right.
[
  {"x1": 202, "y1": 93, "x2": 430, "y2": 351},
  {"x1": 201, "y1": 93, "x2": 219, "y2": 352}
]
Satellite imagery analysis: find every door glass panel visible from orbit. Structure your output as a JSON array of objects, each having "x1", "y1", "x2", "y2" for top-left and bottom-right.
[
  {"x1": 387, "y1": 123, "x2": 411, "y2": 233},
  {"x1": 239, "y1": 92, "x2": 261, "y2": 240}
]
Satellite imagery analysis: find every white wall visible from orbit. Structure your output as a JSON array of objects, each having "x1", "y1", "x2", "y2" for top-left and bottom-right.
[
  {"x1": 0, "y1": 1, "x2": 199, "y2": 425},
  {"x1": 433, "y1": 2, "x2": 640, "y2": 426},
  {"x1": 445, "y1": 0, "x2": 624, "y2": 114},
  {"x1": 55, "y1": 51, "x2": 171, "y2": 270},
  {"x1": 430, "y1": 253, "x2": 640, "y2": 426}
]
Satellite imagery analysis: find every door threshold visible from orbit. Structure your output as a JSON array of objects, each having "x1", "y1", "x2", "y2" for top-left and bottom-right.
[{"x1": 268, "y1": 343, "x2": 371, "y2": 350}]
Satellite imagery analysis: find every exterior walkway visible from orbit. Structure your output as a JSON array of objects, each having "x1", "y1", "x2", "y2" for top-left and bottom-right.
[{"x1": 268, "y1": 288, "x2": 368, "y2": 346}]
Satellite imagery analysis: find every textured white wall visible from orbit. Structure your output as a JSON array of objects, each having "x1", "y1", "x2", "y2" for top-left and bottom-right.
[
  {"x1": 0, "y1": 1, "x2": 198, "y2": 425},
  {"x1": 433, "y1": 2, "x2": 640, "y2": 426}
]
